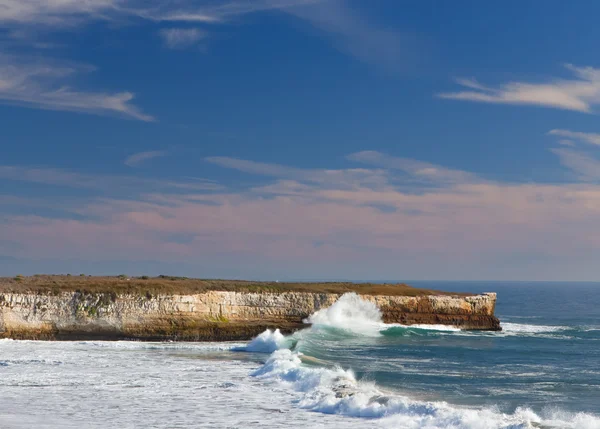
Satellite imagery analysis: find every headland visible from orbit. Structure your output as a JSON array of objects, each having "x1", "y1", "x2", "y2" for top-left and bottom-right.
[{"x1": 0, "y1": 275, "x2": 500, "y2": 341}]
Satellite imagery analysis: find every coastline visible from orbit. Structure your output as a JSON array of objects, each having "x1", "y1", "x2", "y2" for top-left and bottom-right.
[{"x1": 0, "y1": 276, "x2": 500, "y2": 341}]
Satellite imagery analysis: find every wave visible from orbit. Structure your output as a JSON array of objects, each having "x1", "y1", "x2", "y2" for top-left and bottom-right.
[
  {"x1": 305, "y1": 293, "x2": 383, "y2": 336},
  {"x1": 251, "y1": 347, "x2": 600, "y2": 428},
  {"x1": 238, "y1": 329, "x2": 287, "y2": 353},
  {"x1": 382, "y1": 324, "x2": 461, "y2": 337},
  {"x1": 305, "y1": 292, "x2": 461, "y2": 337},
  {"x1": 501, "y1": 323, "x2": 569, "y2": 334},
  {"x1": 243, "y1": 293, "x2": 600, "y2": 429}
]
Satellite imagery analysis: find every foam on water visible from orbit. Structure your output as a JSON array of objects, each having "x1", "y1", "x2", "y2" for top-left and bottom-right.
[
  {"x1": 79, "y1": 340, "x2": 245, "y2": 351},
  {"x1": 242, "y1": 329, "x2": 287, "y2": 353},
  {"x1": 245, "y1": 293, "x2": 600, "y2": 429},
  {"x1": 305, "y1": 293, "x2": 462, "y2": 336},
  {"x1": 380, "y1": 325, "x2": 462, "y2": 339},
  {"x1": 501, "y1": 323, "x2": 568, "y2": 334},
  {"x1": 250, "y1": 339, "x2": 600, "y2": 428},
  {"x1": 305, "y1": 292, "x2": 383, "y2": 336}
]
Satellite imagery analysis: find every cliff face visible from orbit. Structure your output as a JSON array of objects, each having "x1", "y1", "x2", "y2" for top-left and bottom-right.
[{"x1": 0, "y1": 291, "x2": 500, "y2": 341}]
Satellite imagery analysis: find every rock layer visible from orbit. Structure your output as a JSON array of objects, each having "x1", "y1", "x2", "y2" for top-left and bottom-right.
[{"x1": 0, "y1": 291, "x2": 500, "y2": 341}]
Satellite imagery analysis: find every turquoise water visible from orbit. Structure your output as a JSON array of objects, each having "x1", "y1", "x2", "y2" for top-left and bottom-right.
[
  {"x1": 308, "y1": 281, "x2": 600, "y2": 414},
  {"x1": 240, "y1": 282, "x2": 600, "y2": 427}
]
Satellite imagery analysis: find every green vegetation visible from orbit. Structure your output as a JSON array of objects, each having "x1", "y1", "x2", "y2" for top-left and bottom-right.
[
  {"x1": 158, "y1": 275, "x2": 188, "y2": 281},
  {"x1": 0, "y1": 275, "x2": 470, "y2": 297}
]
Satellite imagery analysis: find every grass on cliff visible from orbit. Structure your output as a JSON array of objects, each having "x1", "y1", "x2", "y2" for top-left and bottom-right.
[{"x1": 0, "y1": 275, "x2": 470, "y2": 297}]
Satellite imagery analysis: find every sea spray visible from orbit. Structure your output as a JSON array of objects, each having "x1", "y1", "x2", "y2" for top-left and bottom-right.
[
  {"x1": 305, "y1": 292, "x2": 383, "y2": 336},
  {"x1": 248, "y1": 334, "x2": 555, "y2": 428},
  {"x1": 242, "y1": 329, "x2": 287, "y2": 353},
  {"x1": 243, "y1": 293, "x2": 600, "y2": 429}
]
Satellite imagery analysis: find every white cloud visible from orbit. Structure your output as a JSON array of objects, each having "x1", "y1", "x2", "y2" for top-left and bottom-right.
[
  {"x1": 7, "y1": 150, "x2": 600, "y2": 280},
  {"x1": 0, "y1": 1, "x2": 405, "y2": 123},
  {"x1": 0, "y1": 164, "x2": 222, "y2": 198},
  {"x1": 124, "y1": 151, "x2": 167, "y2": 167},
  {"x1": 347, "y1": 151, "x2": 478, "y2": 185},
  {"x1": 547, "y1": 128, "x2": 600, "y2": 182},
  {"x1": 550, "y1": 148, "x2": 600, "y2": 182},
  {"x1": 438, "y1": 64, "x2": 600, "y2": 113},
  {"x1": 558, "y1": 139, "x2": 576, "y2": 147},
  {"x1": 0, "y1": 55, "x2": 152, "y2": 120},
  {"x1": 548, "y1": 129, "x2": 600, "y2": 146},
  {"x1": 0, "y1": 1, "x2": 402, "y2": 69},
  {"x1": 283, "y1": 0, "x2": 405, "y2": 71},
  {"x1": 160, "y1": 28, "x2": 205, "y2": 49},
  {"x1": 0, "y1": 0, "x2": 321, "y2": 26},
  {"x1": 205, "y1": 156, "x2": 388, "y2": 189},
  {"x1": 0, "y1": 0, "x2": 119, "y2": 25}
]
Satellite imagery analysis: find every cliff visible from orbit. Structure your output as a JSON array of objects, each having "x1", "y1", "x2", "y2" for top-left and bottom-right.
[{"x1": 0, "y1": 276, "x2": 500, "y2": 340}]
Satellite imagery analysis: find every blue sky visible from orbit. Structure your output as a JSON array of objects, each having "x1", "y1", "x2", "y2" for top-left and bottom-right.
[{"x1": 2, "y1": 0, "x2": 600, "y2": 280}]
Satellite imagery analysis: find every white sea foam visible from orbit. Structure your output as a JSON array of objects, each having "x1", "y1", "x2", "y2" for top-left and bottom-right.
[
  {"x1": 245, "y1": 293, "x2": 600, "y2": 429},
  {"x1": 243, "y1": 329, "x2": 287, "y2": 353},
  {"x1": 250, "y1": 344, "x2": 600, "y2": 428},
  {"x1": 1, "y1": 339, "x2": 369, "y2": 429},
  {"x1": 386, "y1": 323, "x2": 462, "y2": 332},
  {"x1": 501, "y1": 323, "x2": 568, "y2": 334},
  {"x1": 79, "y1": 340, "x2": 245, "y2": 351},
  {"x1": 305, "y1": 292, "x2": 383, "y2": 336},
  {"x1": 306, "y1": 293, "x2": 463, "y2": 335}
]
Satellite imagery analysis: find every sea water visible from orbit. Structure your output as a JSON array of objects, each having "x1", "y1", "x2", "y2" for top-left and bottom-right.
[{"x1": 0, "y1": 282, "x2": 599, "y2": 428}]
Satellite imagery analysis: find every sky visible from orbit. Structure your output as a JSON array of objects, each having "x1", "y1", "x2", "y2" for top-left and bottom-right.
[{"x1": 2, "y1": 0, "x2": 600, "y2": 281}]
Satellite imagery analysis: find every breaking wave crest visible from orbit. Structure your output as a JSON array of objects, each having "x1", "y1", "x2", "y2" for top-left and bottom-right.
[
  {"x1": 305, "y1": 293, "x2": 383, "y2": 336},
  {"x1": 305, "y1": 292, "x2": 461, "y2": 337},
  {"x1": 251, "y1": 348, "x2": 600, "y2": 428},
  {"x1": 243, "y1": 329, "x2": 287, "y2": 353},
  {"x1": 242, "y1": 293, "x2": 600, "y2": 429}
]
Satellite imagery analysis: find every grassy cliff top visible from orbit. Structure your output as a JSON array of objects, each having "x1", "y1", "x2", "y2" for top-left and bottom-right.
[{"x1": 0, "y1": 275, "x2": 471, "y2": 297}]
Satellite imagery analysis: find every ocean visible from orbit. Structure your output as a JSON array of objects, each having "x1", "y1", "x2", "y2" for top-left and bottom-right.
[{"x1": 0, "y1": 282, "x2": 599, "y2": 428}]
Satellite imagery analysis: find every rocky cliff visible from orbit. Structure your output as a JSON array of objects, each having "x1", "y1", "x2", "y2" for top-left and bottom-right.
[{"x1": 0, "y1": 290, "x2": 500, "y2": 341}]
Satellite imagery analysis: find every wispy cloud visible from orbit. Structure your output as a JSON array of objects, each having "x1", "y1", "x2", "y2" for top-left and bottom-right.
[
  {"x1": 206, "y1": 156, "x2": 388, "y2": 189},
  {"x1": 283, "y1": 0, "x2": 405, "y2": 71},
  {"x1": 347, "y1": 151, "x2": 478, "y2": 186},
  {"x1": 6, "y1": 149, "x2": 600, "y2": 279},
  {"x1": 547, "y1": 128, "x2": 600, "y2": 182},
  {"x1": 0, "y1": 55, "x2": 153, "y2": 120},
  {"x1": 0, "y1": 1, "x2": 403, "y2": 70},
  {"x1": 438, "y1": 65, "x2": 600, "y2": 113},
  {"x1": 0, "y1": 0, "x2": 401, "y2": 120},
  {"x1": 550, "y1": 148, "x2": 600, "y2": 182},
  {"x1": 548, "y1": 129, "x2": 600, "y2": 146},
  {"x1": 124, "y1": 151, "x2": 167, "y2": 167},
  {"x1": 0, "y1": 164, "x2": 220, "y2": 193},
  {"x1": 0, "y1": 0, "x2": 120, "y2": 26},
  {"x1": 0, "y1": 0, "x2": 321, "y2": 27},
  {"x1": 160, "y1": 28, "x2": 205, "y2": 49}
]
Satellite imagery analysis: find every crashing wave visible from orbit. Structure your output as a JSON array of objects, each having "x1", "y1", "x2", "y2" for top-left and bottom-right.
[
  {"x1": 243, "y1": 293, "x2": 600, "y2": 429},
  {"x1": 305, "y1": 293, "x2": 383, "y2": 336},
  {"x1": 250, "y1": 346, "x2": 599, "y2": 428},
  {"x1": 242, "y1": 329, "x2": 287, "y2": 353}
]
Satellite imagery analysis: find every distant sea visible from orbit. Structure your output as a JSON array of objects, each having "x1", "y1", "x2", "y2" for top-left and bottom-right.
[{"x1": 1, "y1": 282, "x2": 599, "y2": 428}]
